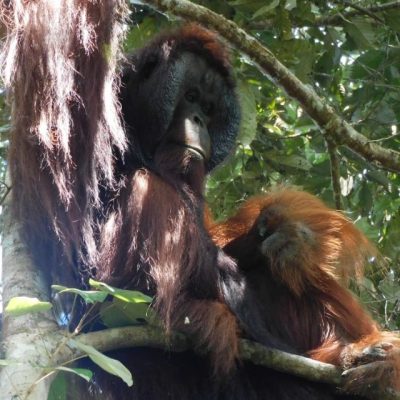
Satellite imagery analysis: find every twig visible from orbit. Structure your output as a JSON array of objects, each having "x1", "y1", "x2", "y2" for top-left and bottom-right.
[
  {"x1": 368, "y1": 133, "x2": 400, "y2": 143},
  {"x1": 332, "y1": 0, "x2": 385, "y2": 24},
  {"x1": 322, "y1": 1, "x2": 400, "y2": 26},
  {"x1": 326, "y1": 139, "x2": 343, "y2": 210},
  {"x1": 0, "y1": 184, "x2": 11, "y2": 205},
  {"x1": 247, "y1": 1, "x2": 400, "y2": 29}
]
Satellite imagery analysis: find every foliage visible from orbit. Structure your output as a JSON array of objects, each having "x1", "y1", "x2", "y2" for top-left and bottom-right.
[
  {"x1": 2, "y1": 283, "x2": 149, "y2": 397},
  {"x1": 128, "y1": 0, "x2": 400, "y2": 328},
  {"x1": 1, "y1": 0, "x2": 399, "y2": 326}
]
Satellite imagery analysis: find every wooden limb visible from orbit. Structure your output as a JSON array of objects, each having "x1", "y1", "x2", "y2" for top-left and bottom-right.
[
  {"x1": 0, "y1": 192, "x2": 60, "y2": 400},
  {"x1": 56, "y1": 326, "x2": 400, "y2": 400}
]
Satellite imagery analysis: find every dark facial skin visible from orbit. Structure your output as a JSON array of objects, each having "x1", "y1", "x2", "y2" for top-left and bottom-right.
[
  {"x1": 161, "y1": 52, "x2": 223, "y2": 163},
  {"x1": 121, "y1": 45, "x2": 240, "y2": 174}
]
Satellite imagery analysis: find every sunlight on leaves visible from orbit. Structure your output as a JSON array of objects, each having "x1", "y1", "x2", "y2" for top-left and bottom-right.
[
  {"x1": 52, "y1": 285, "x2": 108, "y2": 304},
  {"x1": 89, "y1": 279, "x2": 153, "y2": 304},
  {"x1": 5, "y1": 297, "x2": 52, "y2": 316},
  {"x1": 70, "y1": 340, "x2": 133, "y2": 387},
  {"x1": 55, "y1": 366, "x2": 93, "y2": 382}
]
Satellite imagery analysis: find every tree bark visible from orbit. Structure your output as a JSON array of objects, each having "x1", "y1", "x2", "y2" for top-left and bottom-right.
[{"x1": 0, "y1": 192, "x2": 60, "y2": 400}]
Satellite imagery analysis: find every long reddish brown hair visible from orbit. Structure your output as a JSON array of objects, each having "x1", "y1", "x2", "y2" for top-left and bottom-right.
[{"x1": 1, "y1": 0, "x2": 129, "y2": 285}]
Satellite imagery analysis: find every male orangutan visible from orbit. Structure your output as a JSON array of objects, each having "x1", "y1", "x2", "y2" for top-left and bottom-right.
[{"x1": 1, "y1": 1, "x2": 399, "y2": 399}]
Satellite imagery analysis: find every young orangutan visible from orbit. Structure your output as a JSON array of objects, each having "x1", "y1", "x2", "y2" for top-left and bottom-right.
[{"x1": 208, "y1": 189, "x2": 400, "y2": 396}]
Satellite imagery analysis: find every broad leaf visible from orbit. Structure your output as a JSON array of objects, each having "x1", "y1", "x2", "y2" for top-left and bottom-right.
[
  {"x1": 52, "y1": 285, "x2": 108, "y2": 304},
  {"x1": 253, "y1": 0, "x2": 280, "y2": 19},
  {"x1": 89, "y1": 279, "x2": 153, "y2": 304},
  {"x1": 55, "y1": 366, "x2": 93, "y2": 382},
  {"x1": 5, "y1": 296, "x2": 52, "y2": 316},
  {"x1": 71, "y1": 340, "x2": 133, "y2": 387}
]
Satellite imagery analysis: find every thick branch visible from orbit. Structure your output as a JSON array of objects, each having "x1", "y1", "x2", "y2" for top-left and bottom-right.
[
  {"x1": 144, "y1": 0, "x2": 400, "y2": 173},
  {"x1": 56, "y1": 325, "x2": 398, "y2": 400},
  {"x1": 0, "y1": 193, "x2": 60, "y2": 400},
  {"x1": 66, "y1": 327, "x2": 341, "y2": 385}
]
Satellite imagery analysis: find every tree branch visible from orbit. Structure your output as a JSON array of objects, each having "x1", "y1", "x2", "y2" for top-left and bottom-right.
[
  {"x1": 55, "y1": 325, "x2": 398, "y2": 400},
  {"x1": 318, "y1": 1, "x2": 400, "y2": 26},
  {"x1": 326, "y1": 139, "x2": 343, "y2": 210},
  {"x1": 331, "y1": 0, "x2": 384, "y2": 24},
  {"x1": 248, "y1": 1, "x2": 400, "y2": 29},
  {"x1": 65, "y1": 327, "x2": 341, "y2": 385},
  {"x1": 144, "y1": 0, "x2": 400, "y2": 173},
  {"x1": 0, "y1": 191, "x2": 60, "y2": 400}
]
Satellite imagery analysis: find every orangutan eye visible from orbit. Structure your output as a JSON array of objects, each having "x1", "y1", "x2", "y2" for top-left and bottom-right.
[{"x1": 185, "y1": 88, "x2": 200, "y2": 103}]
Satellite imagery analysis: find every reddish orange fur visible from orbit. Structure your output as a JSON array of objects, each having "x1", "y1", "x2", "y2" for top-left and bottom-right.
[
  {"x1": 209, "y1": 189, "x2": 374, "y2": 283},
  {"x1": 177, "y1": 300, "x2": 239, "y2": 376},
  {"x1": 5, "y1": 11, "x2": 240, "y2": 377},
  {"x1": 207, "y1": 189, "x2": 400, "y2": 395},
  {"x1": 179, "y1": 24, "x2": 231, "y2": 72}
]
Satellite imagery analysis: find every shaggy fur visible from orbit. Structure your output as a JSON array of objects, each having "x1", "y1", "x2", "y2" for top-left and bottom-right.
[
  {"x1": 209, "y1": 189, "x2": 400, "y2": 396},
  {"x1": 2, "y1": 0, "x2": 242, "y2": 376},
  {"x1": 1, "y1": 0, "x2": 128, "y2": 288}
]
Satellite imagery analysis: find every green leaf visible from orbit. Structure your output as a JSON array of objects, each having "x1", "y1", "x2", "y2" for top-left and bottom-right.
[
  {"x1": 0, "y1": 124, "x2": 10, "y2": 133},
  {"x1": 237, "y1": 82, "x2": 257, "y2": 146},
  {"x1": 382, "y1": 10, "x2": 400, "y2": 33},
  {"x1": 265, "y1": 151, "x2": 312, "y2": 171},
  {"x1": 253, "y1": 0, "x2": 280, "y2": 19},
  {"x1": 354, "y1": 217, "x2": 379, "y2": 241},
  {"x1": 351, "y1": 50, "x2": 383, "y2": 80},
  {"x1": 52, "y1": 285, "x2": 108, "y2": 304},
  {"x1": 375, "y1": 104, "x2": 397, "y2": 125},
  {"x1": 378, "y1": 277, "x2": 400, "y2": 303},
  {"x1": 285, "y1": 0, "x2": 296, "y2": 11},
  {"x1": 5, "y1": 297, "x2": 52, "y2": 316},
  {"x1": 48, "y1": 371, "x2": 67, "y2": 400},
  {"x1": 70, "y1": 340, "x2": 133, "y2": 387},
  {"x1": 358, "y1": 277, "x2": 379, "y2": 312},
  {"x1": 123, "y1": 18, "x2": 157, "y2": 52},
  {"x1": 55, "y1": 367, "x2": 93, "y2": 382},
  {"x1": 360, "y1": 277, "x2": 377, "y2": 293},
  {"x1": 365, "y1": 170, "x2": 390, "y2": 188},
  {"x1": 344, "y1": 19, "x2": 375, "y2": 49},
  {"x1": 89, "y1": 280, "x2": 153, "y2": 304},
  {"x1": 100, "y1": 299, "x2": 158, "y2": 328}
]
